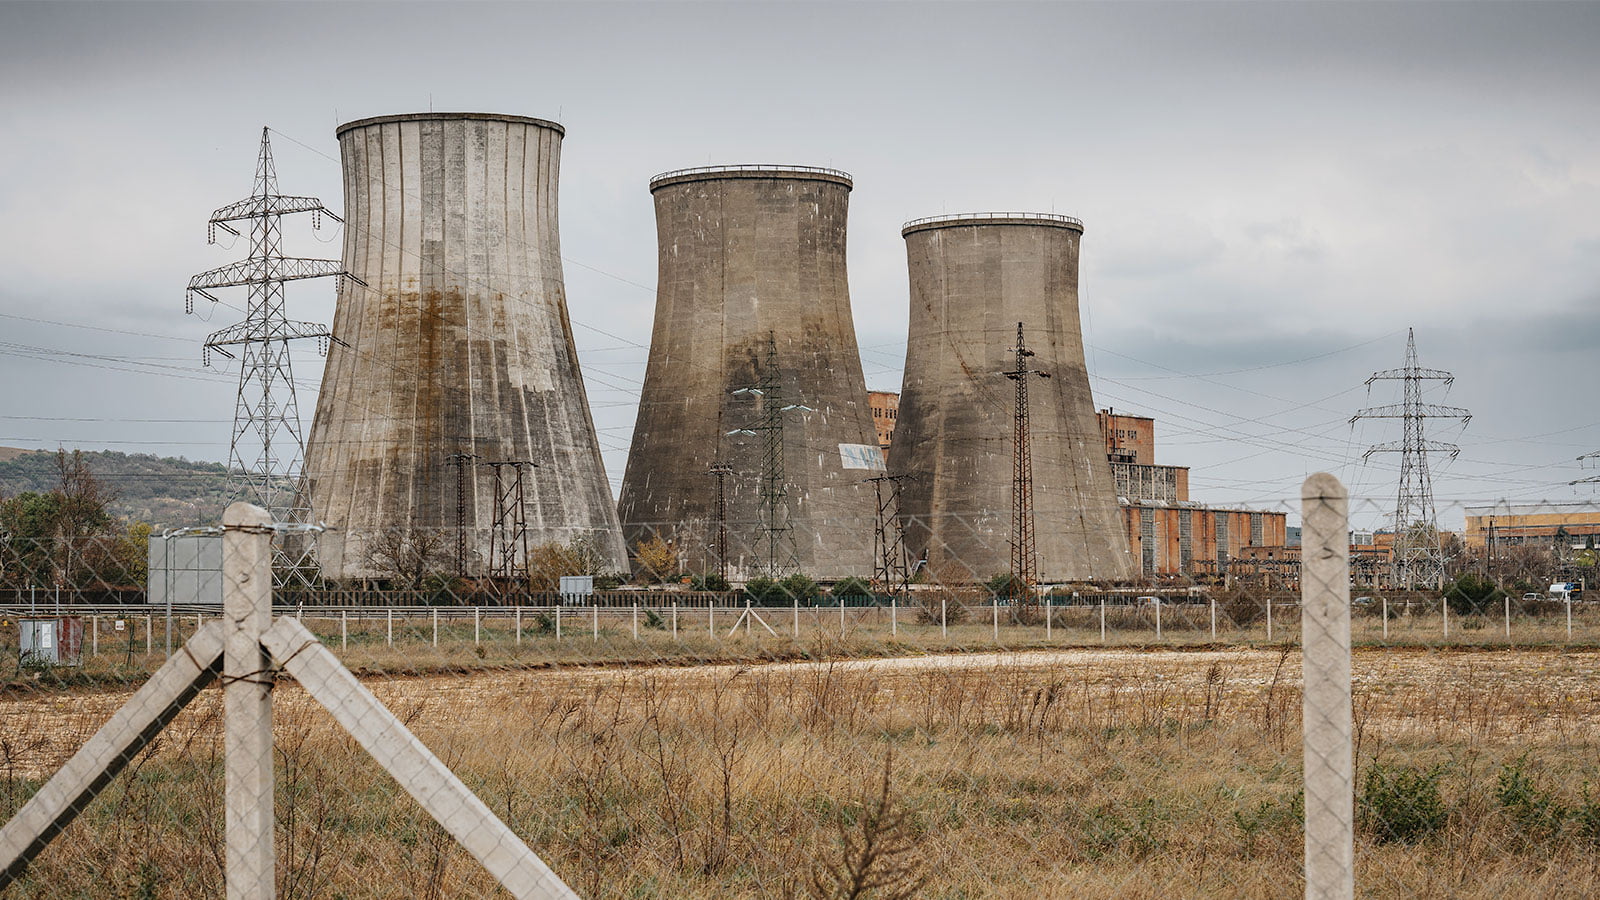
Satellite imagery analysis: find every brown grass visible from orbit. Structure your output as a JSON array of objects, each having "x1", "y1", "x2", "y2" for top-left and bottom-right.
[{"x1": 3, "y1": 646, "x2": 1600, "y2": 897}]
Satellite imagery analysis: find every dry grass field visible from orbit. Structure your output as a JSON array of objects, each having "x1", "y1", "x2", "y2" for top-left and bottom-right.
[{"x1": 4, "y1": 643, "x2": 1600, "y2": 898}]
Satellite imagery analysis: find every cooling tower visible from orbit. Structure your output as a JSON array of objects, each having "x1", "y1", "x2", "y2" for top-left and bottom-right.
[
  {"x1": 303, "y1": 112, "x2": 627, "y2": 580},
  {"x1": 889, "y1": 213, "x2": 1134, "y2": 583},
  {"x1": 617, "y1": 165, "x2": 880, "y2": 580}
]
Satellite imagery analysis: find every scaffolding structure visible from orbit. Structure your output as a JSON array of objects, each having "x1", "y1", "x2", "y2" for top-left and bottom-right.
[
  {"x1": 185, "y1": 128, "x2": 359, "y2": 588},
  {"x1": 1352, "y1": 328, "x2": 1471, "y2": 589}
]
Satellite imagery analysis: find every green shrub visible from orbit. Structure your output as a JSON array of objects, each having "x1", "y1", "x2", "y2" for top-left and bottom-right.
[
  {"x1": 689, "y1": 573, "x2": 731, "y2": 592},
  {"x1": 1497, "y1": 757, "x2": 1568, "y2": 839},
  {"x1": 1360, "y1": 764, "x2": 1447, "y2": 843},
  {"x1": 832, "y1": 576, "x2": 871, "y2": 599},
  {"x1": 778, "y1": 573, "x2": 822, "y2": 605},
  {"x1": 1442, "y1": 573, "x2": 1506, "y2": 616}
]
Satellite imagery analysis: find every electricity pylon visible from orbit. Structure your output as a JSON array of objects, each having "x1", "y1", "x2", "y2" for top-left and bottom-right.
[
  {"x1": 1351, "y1": 328, "x2": 1471, "y2": 589},
  {"x1": 1004, "y1": 322, "x2": 1050, "y2": 603},
  {"x1": 729, "y1": 335, "x2": 812, "y2": 577},
  {"x1": 707, "y1": 463, "x2": 734, "y2": 581},
  {"x1": 865, "y1": 473, "x2": 913, "y2": 594},
  {"x1": 186, "y1": 127, "x2": 360, "y2": 588}
]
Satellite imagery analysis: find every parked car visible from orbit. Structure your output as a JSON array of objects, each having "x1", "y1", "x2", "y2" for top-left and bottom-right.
[{"x1": 1352, "y1": 596, "x2": 1375, "y2": 607}]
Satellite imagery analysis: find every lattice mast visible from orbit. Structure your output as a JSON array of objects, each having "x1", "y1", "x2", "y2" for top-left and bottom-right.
[
  {"x1": 186, "y1": 128, "x2": 358, "y2": 586},
  {"x1": 707, "y1": 464, "x2": 733, "y2": 581},
  {"x1": 1004, "y1": 322, "x2": 1051, "y2": 599},
  {"x1": 729, "y1": 335, "x2": 812, "y2": 577},
  {"x1": 865, "y1": 473, "x2": 913, "y2": 593},
  {"x1": 1351, "y1": 328, "x2": 1471, "y2": 589},
  {"x1": 485, "y1": 461, "x2": 534, "y2": 582}
]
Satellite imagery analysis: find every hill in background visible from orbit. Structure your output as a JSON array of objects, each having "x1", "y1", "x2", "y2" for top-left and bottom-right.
[{"x1": 0, "y1": 448, "x2": 236, "y2": 526}]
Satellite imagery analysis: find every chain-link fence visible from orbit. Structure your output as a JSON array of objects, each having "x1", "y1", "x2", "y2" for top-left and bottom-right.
[{"x1": 1, "y1": 485, "x2": 1598, "y2": 896}]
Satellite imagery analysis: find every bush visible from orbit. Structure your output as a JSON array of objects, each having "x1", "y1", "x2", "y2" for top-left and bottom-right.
[
  {"x1": 689, "y1": 573, "x2": 731, "y2": 592},
  {"x1": 1442, "y1": 573, "x2": 1506, "y2": 616},
  {"x1": 1497, "y1": 757, "x2": 1568, "y2": 840},
  {"x1": 832, "y1": 576, "x2": 871, "y2": 599},
  {"x1": 778, "y1": 573, "x2": 822, "y2": 605},
  {"x1": 1360, "y1": 764, "x2": 1447, "y2": 843},
  {"x1": 985, "y1": 572, "x2": 1026, "y2": 600}
]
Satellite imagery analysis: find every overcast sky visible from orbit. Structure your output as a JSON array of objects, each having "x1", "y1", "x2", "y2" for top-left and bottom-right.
[{"x1": 1, "y1": 1, "x2": 1596, "y2": 531}]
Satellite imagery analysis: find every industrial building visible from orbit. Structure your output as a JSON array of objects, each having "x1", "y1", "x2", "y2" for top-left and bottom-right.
[
  {"x1": 1099, "y1": 409, "x2": 1190, "y2": 504},
  {"x1": 302, "y1": 112, "x2": 627, "y2": 581},
  {"x1": 1463, "y1": 502, "x2": 1600, "y2": 551},
  {"x1": 868, "y1": 390, "x2": 899, "y2": 450},
  {"x1": 889, "y1": 213, "x2": 1135, "y2": 583},
  {"x1": 1094, "y1": 409, "x2": 1288, "y2": 577},
  {"x1": 617, "y1": 165, "x2": 880, "y2": 580}
]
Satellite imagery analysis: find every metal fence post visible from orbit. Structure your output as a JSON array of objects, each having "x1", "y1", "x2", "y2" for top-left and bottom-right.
[
  {"x1": 221, "y1": 501, "x2": 275, "y2": 900},
  {"x1": 1300, "y1": 474, "x2": 1354, "y2": 900}
]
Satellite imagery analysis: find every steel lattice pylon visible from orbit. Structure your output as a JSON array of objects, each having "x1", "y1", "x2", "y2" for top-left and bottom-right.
[
  {"x1": 186, "y1": 128, "x2": 358, "y2": 588},
  {"x1": 865, "y1": 473, "x2": 912, "y2": 594},
  {"x1": 1003, "y1": 322, "x2": 1050, "y2": 604},
  {"x1": 729, "y1": 335, "x2": 812, "y2": 577},
  {"x1": 1351, "y1": 328, "x2": 1471, "y2": 589}
]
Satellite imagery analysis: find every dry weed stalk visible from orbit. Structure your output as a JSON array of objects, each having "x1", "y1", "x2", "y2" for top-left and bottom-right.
[{"x1": 807, "y1": 752, "x2": 926, "y2": 900}]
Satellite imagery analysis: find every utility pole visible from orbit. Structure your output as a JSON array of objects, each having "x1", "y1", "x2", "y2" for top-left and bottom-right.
[
  {"x1": 446, "y1": 452, "x2": 479, "y2": 579},
  {"x1": 186, "y1": 127, "x2": 360, "y2": 589},
  {"x1": 707, "y1": 463, "x2": 733, "y2": 581},
  {"x1": 1351, "y1": 328, "x2": 1471, "y2": 590},
  {"x1": 865, "y1": 473, "x2": 913, "y2": 594},
  {"x1": 484, "y1": 460, "x2": 535, "y2": 585},
  {"x1": 1004, "y1": 322, "x2": 1050, "y2": 607},
  {"x1": 728, "y1": 335, "x2": 812, "y2": 577}
]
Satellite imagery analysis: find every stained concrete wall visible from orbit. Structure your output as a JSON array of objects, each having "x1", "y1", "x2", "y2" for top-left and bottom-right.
[
  {"x1": 618, "y1": 166, "x2": 879, "y2": 579},
  {"x1": 303, "y1": 112, "x2": 626, "y2": 580},
  {"x1": 890, "y1": 214, "x2": 1135, "y2": 583}
]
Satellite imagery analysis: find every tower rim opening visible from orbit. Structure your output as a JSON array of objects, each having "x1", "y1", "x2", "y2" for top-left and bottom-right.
[
  {"x1": 901, "y1": 212, "x2": 1084, "y2": 237},
  {"x1": 336, "y1": 112, "x2": 565, "y2": 138},
  {"x1": 649, "y1": 164, "x2": 853, "y2": 193}
]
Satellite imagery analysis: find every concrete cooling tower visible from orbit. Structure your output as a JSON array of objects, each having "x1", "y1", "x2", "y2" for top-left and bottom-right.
[
  {"x1": 618, "y1": 165, "x2": 880, "y2": 580},
  {"x1": 303, "y1": 112, "x2": 626, "y2": 580},
  {"x1": 889, "y1": 213, "x2": 1134, "y2": 583}
]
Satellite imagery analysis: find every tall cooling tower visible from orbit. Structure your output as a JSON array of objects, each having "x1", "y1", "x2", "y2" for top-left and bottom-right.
[
  {"x1": 618, "y1": 165, "x2": 880, "y2": 580},
  {"x1": 889, "y1": 213, "x2": 1134, "y2": 582},
  {"x1": 303, "y1": 112, "x2": 626, "y2": 579}
]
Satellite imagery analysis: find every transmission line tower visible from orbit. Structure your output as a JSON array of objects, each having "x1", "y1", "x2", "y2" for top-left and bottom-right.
[
  {"x1": 446, "y1": 452, "x2": 480, "y2": 578},
  {"x1": 1004, "y1": 322, "x2": 1051, "y2": 603},
  {"x1": 1351, "y1": 328, "x2": 1471, "y2": 589},
  {"x1": 484, "y1": 460, "x2": 535, "y2": 583},
  {"x1": 707, "y1": 463, "x2": 733, "y2": 581},
  {"x1": 865, "y1": 473, "x2": 913, "y2": 594},
  {"x1": 186, "y1": 127, "x2": 358, "y2": 588},
  {"x1": 1572, "y1": 451, "x2": 1600, "y2": 488},
  {"x1": 729, "y1": 335, "x2": 812, "y2": 577}
]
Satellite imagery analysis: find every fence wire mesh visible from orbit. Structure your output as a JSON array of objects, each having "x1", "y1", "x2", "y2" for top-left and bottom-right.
[{"x1": 0, "y1": 488, "x2": 1597, "y2": 898}]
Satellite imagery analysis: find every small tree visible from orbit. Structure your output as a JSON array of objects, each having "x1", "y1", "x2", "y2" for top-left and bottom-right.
[
  {"x1": 778, "y1": 573, "x2": 822, "y2": 605},
  {"x1": 634, "y1": 534, "x2": 679, "y2": 584},
  {"x1": 689, "y1": 572, "x2": 731, "y2": 592},
  {"x1": 365, "y1": 527, "x2": 453, "y2": 590},
  {"x1": 1442, "y1": 572, "x2": 1505, "y2": 615}
]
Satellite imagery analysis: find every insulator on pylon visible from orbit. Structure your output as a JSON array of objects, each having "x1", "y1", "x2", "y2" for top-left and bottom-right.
[
  {"x1": 185, "y1": 292, "x2": 193, "y2": 315},
  {"x1": 207, "y1": 223, "x2": 214, "y2": 245},
  {"x1": 312, "y1": 210, "x2": 321, "y2": 230},
  {"x1": 202, "y1": 346, "x2": 210, "y2": 368},
  {"x1": 318, "y1": 335, "x2": 328, "y2": 357}
]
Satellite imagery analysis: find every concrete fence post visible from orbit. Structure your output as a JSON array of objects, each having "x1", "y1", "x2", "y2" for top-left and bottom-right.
[
  {"x1": 1442, "y1": 597, "x2": 1449, "y2": 639},
  {"x1": 1504, "y1": 594, "x2": 1511, "y2": 640},
  {"x1": 1567, "y1": 598, "x2": 1573, "y2": 641},
  {"x1": 1300, "y1": 474, "x2": 1354, "y2": 900},
  {"x1": 1155, "y1": 598, "x2": 1162, "y2": 640},
  {"x1": 891, "y1": 595, "x2": 898, "y2": 637},
  {"x1": 1210, "y1": 596, "x2": 1217, "y2": 640},
  {"x1": 632, "y1": 604, "x2": 639, "y2": 640},
  {"x1": 145, "y1": 615, "x2": 152, "y2": 655},
  {"x1": 1266, "y1": 598, "x2": 1273, "y2": 641},
  {"x1": 221, "y1": 501, "x2": 275, "y2": 900},
  {"x1": 474, "y1": 608, "x2": 481, "y2": 645},
  {"x1": 992, "y1": 600, "x2": 999, "y2": 640},
  {"x1": 387, "y1": 609, "x2": 393, "y2": 647},
  {"x1": 941, "y1": 596, "x2": 948, "y2": 639},
  {"x1": 91, "y1": 617, "x2": 97, "y2": 657},
  {"x1": 341, "y1": 611, "x2": 348, "y2": 652},
  {"x1": 1099, "y1": 595, "x2": 1106, "y2": 644},
  {"x1": 1381, "y1": 597, "x2": 1388, "y2": 640},
  {"x1": 516, "y1": 607, "x2": 522, "y2": 645},
  {"x1": 592, "y1": 605, "x2": 598, "y2": 642}
]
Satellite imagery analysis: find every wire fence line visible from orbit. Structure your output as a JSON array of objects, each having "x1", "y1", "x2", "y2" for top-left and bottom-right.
[{"x1": 0, "y1": 484, "x2": 1596, "y2": 896}]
